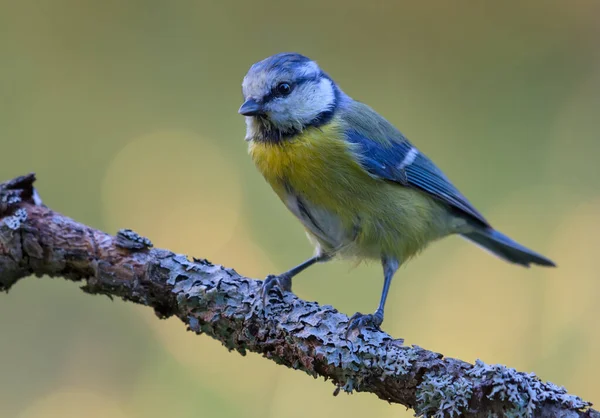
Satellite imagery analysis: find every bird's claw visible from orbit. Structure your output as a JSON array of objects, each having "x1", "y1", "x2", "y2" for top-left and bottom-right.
[
  {"x1": 260, "y1": 274, "x2": 292, "y2": 306},
  {"x1": 345, "y1": 311, "x2": 384, "y2": 341}
]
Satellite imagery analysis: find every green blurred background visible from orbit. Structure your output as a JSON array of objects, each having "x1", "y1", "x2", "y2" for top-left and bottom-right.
[{"x1": 1, "y1": 1, "x2": 599, "y2": 416}]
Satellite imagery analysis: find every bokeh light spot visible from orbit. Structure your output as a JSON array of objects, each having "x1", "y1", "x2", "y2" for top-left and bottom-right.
[{"x1": 101, "y1": 130, "x2": 242, "y2": 259}]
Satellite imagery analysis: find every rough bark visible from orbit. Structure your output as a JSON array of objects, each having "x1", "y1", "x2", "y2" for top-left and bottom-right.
[{"x1": 0, "y1": 174, "x2": 597, "y2": 418}]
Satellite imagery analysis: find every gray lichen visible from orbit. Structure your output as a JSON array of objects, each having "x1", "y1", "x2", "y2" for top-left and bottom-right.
[
  {"x1": 159, "y1": 250, "x2": 594, "y2": 417},
  {"x1": 2, "y1": 208, "x2": 27, "y2": 231},
  {"x1": 416, "y1": 370, "x2": 473, "y2": 418},
  {"x1": 467, "y1": 360, "x2": 590, "y2": 417},
  {"x1": 0, "y1": 190, "x2": 22, "y2": 212},
  {"x1": 414, "y1": 359, "x2": 592, "y2": 418}
]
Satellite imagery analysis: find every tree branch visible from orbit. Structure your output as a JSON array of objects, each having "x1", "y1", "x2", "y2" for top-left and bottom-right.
[{"x1": 0, "y1": 174, "x2": 596, "y2": 418}]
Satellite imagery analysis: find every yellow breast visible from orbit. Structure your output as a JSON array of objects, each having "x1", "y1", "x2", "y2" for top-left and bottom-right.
[{"x1": 248, "y1": 121, "x2": 367, "y2": 206}]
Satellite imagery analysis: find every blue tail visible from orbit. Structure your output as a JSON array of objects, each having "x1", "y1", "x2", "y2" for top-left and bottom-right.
[{"x1": 462, "y1": 228, "x2": 556, "y2": 267}]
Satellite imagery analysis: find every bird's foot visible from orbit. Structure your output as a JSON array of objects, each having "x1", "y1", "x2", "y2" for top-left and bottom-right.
[
  {"x1": 345, "y1": 310, "x2": 384, "y2": 340},
  {"x1": 260, "y1": 273, "x2": 292, "y2": 306}
]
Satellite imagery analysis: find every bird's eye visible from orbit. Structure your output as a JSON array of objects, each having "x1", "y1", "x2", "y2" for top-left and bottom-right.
[{"x1": 276, "y1": 82, "x2": 292, "y2": 96}]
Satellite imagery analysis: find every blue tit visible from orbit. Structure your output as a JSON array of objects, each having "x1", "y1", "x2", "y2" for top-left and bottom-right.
[{"x1": 238, "y1": 52, "x2": 555, "y2": 334}]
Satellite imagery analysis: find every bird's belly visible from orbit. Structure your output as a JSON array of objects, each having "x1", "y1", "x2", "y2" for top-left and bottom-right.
[
  {"x1": 283, "y1": 191, "x2": 351, "y2": 253},
  {"x1": 281, "y1": 184, "x2": 450, "y2": 261}
]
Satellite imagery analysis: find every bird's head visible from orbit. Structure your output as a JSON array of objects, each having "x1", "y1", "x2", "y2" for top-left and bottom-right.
[{"x1": 239, "y1": 53, "x2": 339, "y2": 142}]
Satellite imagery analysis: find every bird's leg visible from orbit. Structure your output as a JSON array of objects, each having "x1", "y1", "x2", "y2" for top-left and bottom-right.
[
  {"x1": 261, "y1": 253, "x2": 331, "y2": 305},
  {"x1": 345, "y1": 256, "x2": 399, "y2": 339}
]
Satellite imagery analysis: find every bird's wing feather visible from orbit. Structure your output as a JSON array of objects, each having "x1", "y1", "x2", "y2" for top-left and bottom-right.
[{"x1": 341, "y1": 102, "x2": 489, "y2": 226}]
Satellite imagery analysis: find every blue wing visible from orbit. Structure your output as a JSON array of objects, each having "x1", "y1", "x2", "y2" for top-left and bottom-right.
[{"x1": 345, "y1": 128, "x2": 490, "y2": 227}]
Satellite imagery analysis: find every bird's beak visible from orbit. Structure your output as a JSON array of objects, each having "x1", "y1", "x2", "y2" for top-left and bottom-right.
[{"x1": 238, "y1": 98, "x2": 264, "y2": 116}]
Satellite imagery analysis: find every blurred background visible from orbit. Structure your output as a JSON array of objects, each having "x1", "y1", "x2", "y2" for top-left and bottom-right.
[{"x1": 1, "y1": 1, "x2": 599, "y2": 416}]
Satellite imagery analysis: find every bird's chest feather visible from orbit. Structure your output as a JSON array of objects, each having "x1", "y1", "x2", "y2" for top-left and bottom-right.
[
  {"x1": 249, "y1": 122, "x2": 366, "y2": 207},
  {"x1": 248, "y1": 123, "x2": 366, "y2": 248}
]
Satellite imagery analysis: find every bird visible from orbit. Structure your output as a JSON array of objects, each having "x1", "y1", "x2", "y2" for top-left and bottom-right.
[{"x1": 238, "y1": 52, "x2": 555, "y2": 335}]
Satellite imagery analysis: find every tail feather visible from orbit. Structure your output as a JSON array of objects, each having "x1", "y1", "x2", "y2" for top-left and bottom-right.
[{"x1": 462, "y1": 228, "x2": 556, "y2": 267}]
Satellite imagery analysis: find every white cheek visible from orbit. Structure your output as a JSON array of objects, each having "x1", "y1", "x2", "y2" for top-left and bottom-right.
[
  {"x1": 269, "y1": 78, "x2": 335, "y2": 127},
  {"x1": 293, "y1": 78, "x2": 335, "y2": 123}
]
